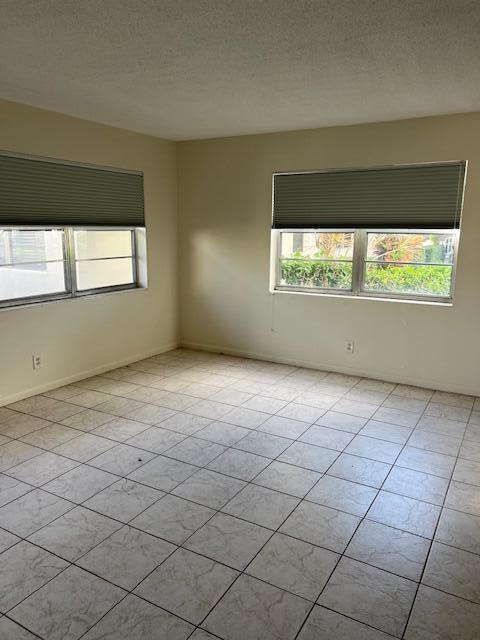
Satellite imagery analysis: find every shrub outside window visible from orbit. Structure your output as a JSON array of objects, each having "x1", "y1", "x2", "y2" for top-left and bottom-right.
[{"x1": 275, "y1": 229, "x2": 457, "y2": 302}]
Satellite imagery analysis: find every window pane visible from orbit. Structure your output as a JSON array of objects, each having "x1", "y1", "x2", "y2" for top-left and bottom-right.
[
  {"x1": 364, "y1": 263, "x2": 452, "y2": 297},
  {"x1": 0, "y1": 229, "x2": 63, "y2": 265},
  {"x1": 0, "y1": 261, "x2": 66, "y2": 302},
  {"x1": 280, "y1": 260, "x2": 353, "y2": 289},
  {"x1": 76, "y1": 258, "x2": 134, "y2": 291},
  {"x1": 280, "y1": 232, "x2": 354, "y2": 259},
  {"x1": 366, "y1": 233, "x2": 455, "y2": 264},
  {"x1": 74, "y1": 229, "x2": 133, "y2": 259}
]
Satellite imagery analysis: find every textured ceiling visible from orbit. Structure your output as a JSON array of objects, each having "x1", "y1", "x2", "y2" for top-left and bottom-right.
[{"x1": 1, "y1": 0, "x2": 480, "y2": 140}]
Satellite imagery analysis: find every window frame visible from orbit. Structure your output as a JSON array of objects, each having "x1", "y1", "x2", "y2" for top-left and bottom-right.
[
  {"x1": 273, "y1": 227, "x2": 459, "y2": 303},
  {"x1": 0, "y1": 225, "x2": 140, "y2": 309}
]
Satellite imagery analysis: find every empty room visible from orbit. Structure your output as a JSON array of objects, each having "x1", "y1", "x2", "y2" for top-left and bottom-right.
[{"x1": 1, "y1": 2, "x2": 480, "y2": 639}]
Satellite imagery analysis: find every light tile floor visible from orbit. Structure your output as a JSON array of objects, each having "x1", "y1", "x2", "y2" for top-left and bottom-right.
[{"x1": 0, "y1": 348, "x2": 479, "y2": 639}]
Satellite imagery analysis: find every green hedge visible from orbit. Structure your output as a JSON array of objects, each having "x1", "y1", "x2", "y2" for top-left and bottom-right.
[{"x1": 280, "y1": 260, "x2": 451, "y2": 296}]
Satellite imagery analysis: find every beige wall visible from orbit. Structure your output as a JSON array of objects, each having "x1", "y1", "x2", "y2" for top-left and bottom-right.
[
  {"x1": 177, "y1": 114, "x2": 480, "y2": 395},
  {"x1": 0, "y1": 100, "x2": 178, "y2": 404}
]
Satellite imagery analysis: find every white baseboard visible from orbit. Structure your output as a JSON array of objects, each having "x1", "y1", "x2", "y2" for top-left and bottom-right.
[
  {"x1": 1, "y1": 342, "x2": 178, "y2": 407},
  {"x1": 180, "y1": 340, "x2": 478, "y2": 397}
]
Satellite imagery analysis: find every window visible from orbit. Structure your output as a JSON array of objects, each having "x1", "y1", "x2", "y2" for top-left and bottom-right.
[
  {"x1": 0, "y1": 227, "x2": 140, "y2": 308},
  {"x1": 274, "y1": 229, "x2": 457, "y2": 301}
]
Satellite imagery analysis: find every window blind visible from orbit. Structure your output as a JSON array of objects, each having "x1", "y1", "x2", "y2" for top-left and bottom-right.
[
  {"x1": 0, "y1": 152, "x2": 144, "y2": 226},
  {"x1": 272, "y1": 162, "x2": 466, "y2": 229}
]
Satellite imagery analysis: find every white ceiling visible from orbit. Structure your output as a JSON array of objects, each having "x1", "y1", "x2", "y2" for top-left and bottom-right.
[{"x1": 1, "y1": 0, "x2": 480, "y2": 140}]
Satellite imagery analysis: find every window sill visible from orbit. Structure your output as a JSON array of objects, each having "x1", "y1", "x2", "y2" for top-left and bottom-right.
[
  {"x1": 0, "y1": 285, "x2": 147, "y2": 313},
  {"x1": 272, "y1": 287, "x2": 453, "y2": 307}
]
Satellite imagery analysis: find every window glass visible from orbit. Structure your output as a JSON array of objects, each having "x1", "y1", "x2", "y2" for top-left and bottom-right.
[
  {"x1": 363, "y1": 232, "x2": 454, "y2": 297},
  {"x1": 279, "y1": 232, "x2": 354, "y2": 290},
  {"x1": 74, "y1": 229, "x2": 133, "y2": 260},
  {"x1": 76, "y1": 258, "x2": 134, "y2": 291}
]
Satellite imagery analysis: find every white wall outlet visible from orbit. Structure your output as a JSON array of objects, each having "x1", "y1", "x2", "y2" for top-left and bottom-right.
[
  {"x1": 32, "y1": 354, "x2": 43, "y2": 370},
  {"x1": 345, "y1": 340, "x2": 355, "y2": 354}
]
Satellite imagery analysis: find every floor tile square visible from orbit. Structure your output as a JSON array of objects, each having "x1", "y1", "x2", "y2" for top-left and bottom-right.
[
  {"x1": 135, "y1": 548, "x2": 238, "y2": 624},
  {"x1": 131, "y1": 494, "x2": 214, "y2": 544},
  {"x1": 318, "y1": 557, "x2": 417, "y2": 636},
  {"x1": 92, "y1": 417, "x2": 149, "y2": 441},
  {"x1": 89, "y1": 443, "x2": 156, "y2": 475},
  {"x1": 185, "y1": 512, "x2": 271, "y2": 569},
  {"x1": 53, "y1": 433, "x2": 116, "y2": 461},
  {"x1": 60, "y1": 409, "x2": 114, "y2": 431},
  {"x1": 297, "y1": 605, "x2": 392, "y2": 640},
  {"x1": 20, "y1": 424, "x2": 81, "y2": 449},
  {"x1": 280, "y1": 501, "x2": 360, "y2": 552},
  {"x1": 276, "y1": 403, "x2": 325, "y2": 423},
  {"x1": 234, "y1": 430, "x2": 293, "y2": 458},
  {"x1": 396, "y1": 446, "x2": 456, "y2": 478},
  {"x1": 124, "y1": 425, "x2": 185, "y2": 453},
  {"x1": 241, "y1": 396, "x2": 287, "y2": 414},
  {"x1": 278, "y1": 442, "x2": 339, "y2": 473},
  {"x1": 128, "y1": 454, "x2": 198, "y2": 490},
  {"x1": 257, "y1": 415, "x2": 310, "y2": 439},
  {"x1": 195, "y1": 421, "x2": 250, "y2": 445},
  {"x1": 407, "y1": 430, "x2": 462, "y2": 457},
  {"x1": 247, "y1": 532, "x2": 339, "y2": 600},
  {"x1": 172, "y1": 468, "x2": 245, "y2": 509},
  {"x1": 253, "y1": 461, "x2": 321, "y2": 498},
  {"x1": 344, "y1": 435, "x2": 402, "y2": 464},
  {"x1": 6, "y1": 451, "x2": 78, "y2": 486},
  {"x1": 83, "y1": 478, "x2": 164, "y2": 521},
  {"x1": 0, "y1": 441, "x2": 43, "y2": 473},
  {"x1": 368, "y1": 490, "x2": 440, "y2": 537},
  {"x1": 453, "y1": 458, "x2": 480, "y2": 486},
  {"x1": 435, "y1": 508, "x2": 480, "y2": 554},
  {"x1": 0, "y1": 473, "x2": 31, "y2": 507},
  {"x1": 315, "y1": 410, "x2": 367, "y2": 433},
  {"x1": 203, "y1": 573, "x2": 310, "y2": 640},
  {"x1": 165, "y1": 436, "x2": 226, "y2": 466},
  {"x1": 299, "y1": 425, "x2": 353, "y2": 451},
  {"x1": 207, "y1": 448, "x2": 270, "y2": 480},
  {"x1": 306, "y1": 474, "x2": 377, "y2": 516},
  {"x1": 359, "y1": 419, "x2": 412, "y2": 444},
  {"x1": 0, "y1": 413, "x2": 51, "y2": 439},
  {"x1": 159, "y1": 412, "x2": 211, "y2": 435},
  {"x1": 0, "y1": 526, "x2": 20, "y2": 552},
  {"x1": 383, "y1": 466, "x2": 449, "y2": 505},
  {"x1": 373, "y1": 406, "x2": 421, "y2": 428},
  {"x1": 43, "y1": 464, "x2": 118, "y2": 502},
  {"x1": 327, "y1": 453, "x2": 391, "y2": 487},
  {"x1": 9, "y1": 565, "x2": 125, "y2": 640},
  {"x1": 423, "y1": 541, "x2": 480, "y2": 603},
  {"x1": 445, "y1": 480, "x2": 480, "y2": 516},
  {"x1": 222, "y1": 484, "x2": 299, "y2": 529},
  {"x1": 0, "y1": 489, "x2": 74, "y2": 537}
]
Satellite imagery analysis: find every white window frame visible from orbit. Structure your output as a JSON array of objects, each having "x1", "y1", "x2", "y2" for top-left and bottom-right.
[
  {"x1": 272, "y1": 228, "x2": 459, "y2": 304},
  {"x1": 0, "y1": 225, "x2": 141, "y2": 309}
]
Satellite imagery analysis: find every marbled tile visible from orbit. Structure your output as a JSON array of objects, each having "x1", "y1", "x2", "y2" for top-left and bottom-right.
[
  {"x1": 464, "y1": 424, "x2": 480, "y2": 443},
  {"x1": 172, "y1": 469, "x2": 245, "y2": 509},
  {"x1": 0, "y1": 473, "x2": 32, "y2": 507},
  {"x1": 6, "y1": 452, "x2": 78, "y2": 486},
  {"x1": 253, "y1": 461, "x2": 321, "y2": 498},
  {"x1": 9, "y1": 566, "x2": 125, "y2": 640},
  {"x1": 212, "y1": 389, "x2": 254, "y2": 406},
  {"x1": 295, "y1": 391, "x2": 338, "y2": 411},
  {"x1": 373, "y1": 406, "x2": 421, "y2": 428},
  {"x1": 131, "y1": 494, "x2": 214, "y2": 544},
  {"x1": 298, "y1": 604, "x2": 392, "y2": 640},
  {"x1": 357, "y1": 379, "x2": 395, "y2": 393},
  {"x1": 396, "y1": 446, "x2": 456, "y2": 478},
  {"x1": 53, "y1": 433, "x2": 116, "y2": 461},
  {"x1": 195, "y1": 421, "x2": 250, "y2": 446},
  {"x1": 83, "y1": 478, "x2": 163, "y2": 521},
  {"x1": 332, "y1": 398, "x2": 378, "y2": 419},
  {"x1": 0, "y1": 413, "x2": 51, "y2": 439},
  {"x1": 392, "y1": 384, "x2": 434, "y2": 401},
  {"x1": 0, "y1": 441, "x2": 43, "y2": 472},
  {"x1": 78, "y1": 524, "x2": 175, "y2": 589},
  {"x1": 186, "y1": 399, "x2": 233, "y2": 421},
  {"x1": 315, "y1": 411, "x2": 367, "y2": 433},
  {"x1": 43, "y1": 464, "x2": 118, "y2": 502},
  {"x1": 0, "y1": 526, "x2": 20, "y2": 552},
  {"x1": 165, "y1": 436, "x2": 226, "y2": 466},
  {"x1": 435, "y1": 508, "x2": 480, "y2": 554},
  {"x1": 153, "y1": 391, "x2": 200, "y2": 412},
  {"x1": 247, "y1": 532, "x2": 339, "y2": 600},
  {"x1": 92, "y1": 417, "x2": 149, "y2": 441},
  {"x1": 222, "y1": 484, "x2": 299, "y2": 529},
  {"x1": 415, "y1": 415, "x2": 466, "y2": 438},
  {"x1": 203, "y1": 573, "x2": 310, "y2": 640},
  {"x1": 135, "y1": 548, "x2": 238, "y2": 624},
  {"x1": 125, "y1": 403, "x2": 176, "y2": 425},
  {"x1": 383, "y1": 395, "x2": 427, "y2": 413},
  {"x1": 125, "y1": 426, "x2": 185, "y2": 453},
  {"x1": 235, "y1": 431, "x2": 293, "y2": 459},
  {"x1": 345, "y1": 388, "x2": 388, "y2": 406},
  {"x1": 445, "y1": 480, "x2": 480, "y2": 516},
  {"x1": 185, "y1": 512, "x2": 271, "y2": 570},
  {"x1": 426, "y1": 402, "x2": 471, "y2": 422},
  {"x1": 128, "y1": 454, "x2": 198, "y2": 491},
  {"x1": 318, "y1": 557, "x2": 416, "y2": 636},
  {"x1": 0, "y1": 617, "x2": 40, "y2": 639},
  {"x1": 280, "y1": 501, "x2": 360, "y2": 553},
  {"x1": 278, "y1": 442, "x2": 339, "y2": 473},
  {"x1": 29, "y1": 506, "x2": 121, "y2": 561},
  {"x1": 453, "y1": 458, "x2": 480, "y2": 486},
  {"x1": 20, "y1": 424, "x2": 81, "y2": 449},
  {"x1": 459, "y1": 440, "x2": 480, "y2": 463},
  {"x1": 189, "y1": 629, "x2": 218, "y2": 640},
  {"x1": 407, "y1": 429, "x2": 462, "y2": 457},
  {"x1": 82, "y1": 594, "x2": 193, "y2": 640},
  {"x1": 9, "y1": 396, "x2": 83, "y2": 422},
  {"x1": 299, "y1": 425, "x2": 353, "y2": 451},
  {"x1": 344, "y1": 435, "x2": 402, "y2": 464},
  {"x1": 404, "y1": 584, "x2": 480, "y2": 640},
  {"x1": 257, "y1": 415, "x2": 310, "y2": 439},
  {"x1": 368, "y1": 491, "x2": 441, "y2": 538},
  {"x1": 431, "y1": 391, "x2": 474, "y2": 409},
  {"x1": 0, "y1": 489, "x2": 73, "y2": 537},
  {"x1": 89, "y1": 443, "x2": 156, "y2": 475},
  {"x1": 159, "y1": 413, "x2": 211, "y2": 436},
  {"x1": 0, "y1": 540, "x2": 68, "y2": 612},
  {"x1": 60, "y1": 409, "x2": 114, "y2": 431},
  {"x1": 383, "y1": 466, "x2": 449, "y2": 505},
  {"x1": 423, "y1": 541, "x2": 480, "y2": 603},
  {"x1": 327, "y1": 453, "x2": 391, "y2": 488},
  {"x1": 242, "y1": 396, "x2": 287, "y2": 414},
  {"x1": 207, "y1": 448, "x2": 270, "y2": 480},
  {"x1": 346, "y1": 519, "x2": 430, "y2": 581},
  {"x1": 64, "y1": 390, "x2": 112, "y2": 409},
  {"x1": 277, "y1": 403, "x2": 325, "y2": 423},
  {"x1": 306, "y1": 474, "x2": 377, "y2": 516},
  {"x1": 358, "y1": 420, "x2": 412, "y2": 445}
]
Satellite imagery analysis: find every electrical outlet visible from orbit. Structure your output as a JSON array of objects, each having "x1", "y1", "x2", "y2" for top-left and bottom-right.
[
  {"x1": 345, "y1": 341, "x2": 355, "y2": 354},
  {"x1": 32, "y1": 355, "x2": 42, "y2": 370}
]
